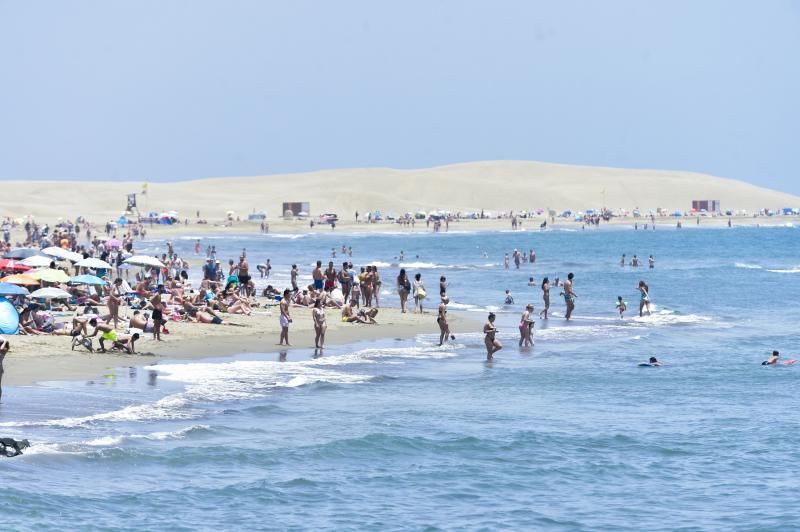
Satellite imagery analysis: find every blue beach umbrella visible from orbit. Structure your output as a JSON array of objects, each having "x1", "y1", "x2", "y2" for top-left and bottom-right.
[
  {"x1": 0, "y1": 282, "x2": 30, "y2": 296},
  {"x1": 68, "y1": 274, "x2": 109, "y2": 286}
]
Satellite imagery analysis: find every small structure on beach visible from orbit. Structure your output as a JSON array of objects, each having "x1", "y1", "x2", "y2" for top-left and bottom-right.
[
  {"x1": 282, "y1": 202, "x2": 310, "y2": 218},
  {"x1": 692, "y1": 200, "x2": 720, "y2": 213}
]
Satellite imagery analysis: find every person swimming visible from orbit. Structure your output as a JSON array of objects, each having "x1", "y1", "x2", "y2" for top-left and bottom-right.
[
  {"x1": 639, "y1": 356, "x2": 661, "y2": 367},
  {"x1": 762, "y1": 350, "x2": 780, "y2": 365}
]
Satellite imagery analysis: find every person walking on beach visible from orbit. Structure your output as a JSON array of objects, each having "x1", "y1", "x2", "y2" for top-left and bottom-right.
[
  {"x1": 539, "y1": 277, "x2": 550, "y2": 319},
  {"x1": 519, "y1": 304, "x2": 535, "y2": 347},
  {"x1": 279, "y1": 289, "x2": 292, "y2": 346},
  {"x1": 638, "y1": 280, "x2": 652, "y2": 317},
  {"x1": 562, "y1": 273, "x2": 576, "y2": 320},
  {"x1": 108, "y1": 278, "x2": 124, "y2": 328},
  {"x1": 437, "y1": 295, "x2": 455, "y2": 346},
  {"x1": 413, "y1": 273, "x2": 426, "y2": 313},
  {"x1": 483, "y1": 313, "x2": 502, "y2": 360},
  {"x1": 397, "y1": 268, "x2": 411, "y2": 313},
  {"x1": 312, "y1": 299, "x2": 326, "y2": 349}
]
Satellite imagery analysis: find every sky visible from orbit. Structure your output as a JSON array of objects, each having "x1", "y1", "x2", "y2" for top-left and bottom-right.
[{"x1": 1, "y1": 0, "x2": 798, "y2": 193}]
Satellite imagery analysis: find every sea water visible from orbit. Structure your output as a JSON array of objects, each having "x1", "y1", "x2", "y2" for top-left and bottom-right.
[{"x1": 1, "y1": 225, "x2": 799, "y2": 530}]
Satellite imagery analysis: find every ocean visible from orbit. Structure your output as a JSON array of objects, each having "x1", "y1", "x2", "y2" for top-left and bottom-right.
[{"x1": 1, "y1": 224, "x2": 799, "y2": 530}]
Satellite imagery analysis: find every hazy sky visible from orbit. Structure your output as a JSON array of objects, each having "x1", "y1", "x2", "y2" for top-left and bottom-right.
[{"x1": 1, "y1": 1, "x2": 798, "y2": 193}]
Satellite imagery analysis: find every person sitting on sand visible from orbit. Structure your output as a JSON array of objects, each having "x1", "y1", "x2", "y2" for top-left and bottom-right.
[
  {"x1": 763, "y1": 351, "x2": 780, "y2": 365},
  {"x1": 128, "y1": 310, "x2": 153, "y2": 333},
  {"x1": 357, "y1": 307, "x2": 379, "y2": 324},
  {"x1": 341, "y1": 300, "x2": 372, "y2": 323}
]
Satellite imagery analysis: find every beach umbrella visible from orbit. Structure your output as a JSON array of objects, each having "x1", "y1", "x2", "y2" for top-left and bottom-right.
[
  {"x1": 21, "y1": 255, "x2": 55, "y2": 268},
  {"x1": 41, "y1": 246, "x2": 83, "y2": 262},
  {"x1": 125, "y1": 255, "x2": 165, "y2": 268},
  {"x1": 106, "y1": 238, "x2": 122, "y2": 248},
  {"x1": 68, "y1": 274, "x2": 108, "y2": 286},
  {"x1": 75, "y1": 257, "x2": 112, "y2": 269},
  {"x1": 0, "y1": 259, "x2": 31, "y2": 272},
  {"x1": 0, "y1": 274, "x2": 39, "y2": 286},
  {"x1": 29, "y1": 268, "x2": 70, "y2": 283},
  {"x1": 2, "y1": 248, "x2": 43, "y2": 260},
  {"x1": 30, "y1": 287, "x2": 71, "y2": 300},
  {"x1": 0, "y1": 282, "x2": 29, "y2": 296}
]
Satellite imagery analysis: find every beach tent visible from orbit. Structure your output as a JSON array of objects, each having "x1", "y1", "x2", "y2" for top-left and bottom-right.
[{"x1": 0, "y1": 297, "x2": 20, "y2": 334}]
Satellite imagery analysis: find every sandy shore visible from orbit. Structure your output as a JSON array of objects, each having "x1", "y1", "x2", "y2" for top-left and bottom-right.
[{"x1": 2, "y1": 306, "x2": 476, "y2": 387}]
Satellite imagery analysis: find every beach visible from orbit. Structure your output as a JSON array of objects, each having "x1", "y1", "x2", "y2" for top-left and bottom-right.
[{"x1": 2, "y1": 161, "x2": 800, "y2": 225}]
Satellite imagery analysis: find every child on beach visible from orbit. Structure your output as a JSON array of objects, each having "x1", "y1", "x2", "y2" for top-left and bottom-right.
[{"x1": 616, "y1": 296, "x2": 627, "y2": 318}]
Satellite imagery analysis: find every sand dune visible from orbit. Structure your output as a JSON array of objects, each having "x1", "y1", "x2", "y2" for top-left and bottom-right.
[{"x1": 1, "y1": 160, "x2": 798, "y2": 222}]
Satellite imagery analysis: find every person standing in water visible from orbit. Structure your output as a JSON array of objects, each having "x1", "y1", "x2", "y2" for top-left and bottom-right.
[
  {"x1": 616, "y1": 296, "x2": 627, "y2": 319},
  {"x1": 437, "y1": 295, "x2": 455, "y2": 346},
  {"x1": 648, "y1": 255, "x2": 655, "y2": 269},
  {"x1": 539, "y1": 277, "x2": 550, "y2": 319},
  {"x1": 638, "y1": 280, "x2": 652, "y2": 317},
  {"x1": 279, "y1": 289, "x2": 292, "y2": 346},
  {"x1": 519, "y1": 304, "x2": 535, "y2": 347},
  {"x1": 562, "y1": 273, "x2": 576, "y2": 320},
  {"x1": 290, "y1": 264, "x2": 299, "y2": 292},
  {"x1": 397, "y1": 268, "x2": 411, "y2": 313},
  {"x1": 312, "y1": 299, "x2": 326, "y2": 349},
  {"x1": 413, "y1": 273, "x2": 426, "y2": 313},
  {"x1": 483, "y1": 313, "x2": 502, "y2": 360}
]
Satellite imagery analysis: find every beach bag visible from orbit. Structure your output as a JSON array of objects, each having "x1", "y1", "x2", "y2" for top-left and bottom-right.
[
  {"x1": 417, "y1": 287, "x2": 427, "y2": 299},
  {"x1": 403, "y1": 279, "x2": 411, "y2": 292}
]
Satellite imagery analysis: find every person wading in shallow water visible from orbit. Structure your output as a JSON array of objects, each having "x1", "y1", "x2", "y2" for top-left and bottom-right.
[
  {"x1": 562, "y1": 272, "x2": 577, "y2": 320},
  {"x1": 483, "y1": 313, "x2": 502, "y2": 360}
]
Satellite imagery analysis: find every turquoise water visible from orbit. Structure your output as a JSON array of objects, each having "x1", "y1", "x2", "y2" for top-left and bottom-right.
[{"x1": 1, "y1": 225, "x2": 799, "y2": 530}]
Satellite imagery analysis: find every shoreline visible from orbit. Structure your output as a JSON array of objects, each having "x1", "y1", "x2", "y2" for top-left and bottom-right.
[{"x1": 2, "y1": 308, "x2": 478, "y2": 388}]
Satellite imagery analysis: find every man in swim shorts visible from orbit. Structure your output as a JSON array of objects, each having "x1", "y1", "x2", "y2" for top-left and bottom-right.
[
  {"x1": 237, "y1": 255, "x2": 250, "y2": 295},
  {"x1": 562, "y1": 273, "x2": 576, "y2": 320},
  {"x1": 312, "y1": 261, "x2": 324, "y2": 291}
]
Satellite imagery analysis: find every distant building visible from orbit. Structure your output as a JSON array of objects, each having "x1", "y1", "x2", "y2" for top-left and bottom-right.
[{"x1": 692, "y1": 200, "x2": 720, "y2": 213}]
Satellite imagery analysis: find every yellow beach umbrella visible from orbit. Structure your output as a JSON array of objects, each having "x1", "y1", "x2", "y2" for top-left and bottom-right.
[{"x1": 29, "y1": 268, "x2": 70, "y2": 283}]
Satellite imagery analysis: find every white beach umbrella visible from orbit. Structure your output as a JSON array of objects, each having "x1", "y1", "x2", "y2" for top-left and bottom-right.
[
  {"x1": 21, "y1": 255, "x2": 55, "y2": 268},
  {"x1": 125, "y1": 255, "x2": 165, "y2": 268},
  {"x1": 41, "y1": 247, "x2": 83, "y2": 262},
  {"x1": 75, "y1": 257, "x2": 113, "y2": 269},
  {"x1": 30, "y1": 287, "x2": 72, "y2": 299}
]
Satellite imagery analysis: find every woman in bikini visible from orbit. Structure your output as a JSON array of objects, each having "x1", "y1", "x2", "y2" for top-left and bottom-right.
[
  {"x1": 638, "y1": 280, "x2": 652, "y2": 317},
  {"x1": 539, "y1": 277, "x2": 550, "y2": 320},
  {"x1": 372, "y1": 266, "x2": 382, "y2": 308},
  {"x1": 437, "y1": 295, "x2": 455, "y2": 346},
  {"x1": 518, "y1": 304, "x2": 535, "y2": 347},
  {"x1": 483, "y1": 313, "x2": 502, "y2": 360},
  {"x1": 397, "y1": 268, "x2": 410, "y2": 313},
  {"x1": 108, "y1": 278, "x2": 124, "y2": 328},
  {"x1": 312, "y1": 298, "x2": 327, "y2": 349}
]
